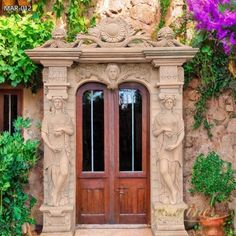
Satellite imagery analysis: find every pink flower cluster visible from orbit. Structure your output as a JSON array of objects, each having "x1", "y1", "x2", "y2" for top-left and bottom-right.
[{"x1": 187, "y1": 0, "x2": 236, "y2": 54}]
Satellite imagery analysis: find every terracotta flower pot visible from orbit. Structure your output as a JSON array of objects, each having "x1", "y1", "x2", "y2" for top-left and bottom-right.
[
  {"x1": 2, "y1": 0, "x2": 16, "y2": 6},
  {"x1": 200, "y1": 215, "x2": 228, "y2": 236},
  {"x1": 17, "y1": 0, "x2": 31, "y2": 6}
]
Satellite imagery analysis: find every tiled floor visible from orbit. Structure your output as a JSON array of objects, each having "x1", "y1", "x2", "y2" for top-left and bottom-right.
[{"x1": 75, "y1": 228, "x2": 153, "y2": 236}]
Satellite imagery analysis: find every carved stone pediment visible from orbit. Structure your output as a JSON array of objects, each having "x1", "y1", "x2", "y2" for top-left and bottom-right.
[
  {"x1": 39, "y1": 17, "x2": 188, "y2": 49},
  {"x1": 72, "y1": 17, "x2": 150, "y2": 48}
]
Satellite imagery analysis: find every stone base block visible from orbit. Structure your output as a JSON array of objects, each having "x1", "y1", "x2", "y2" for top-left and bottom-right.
[
  {"x1": 41, "y1": 232, "x2": 74, "y2": 236},
  {"x1": 40, "y1": 204, "x2": 74, "y2": 234},
  {"x1": 152, "y1": 202, "x2": 188, "y2": 235},
  {"x1": 152, "y1": 230, "x2": 189, "y2": 236}
]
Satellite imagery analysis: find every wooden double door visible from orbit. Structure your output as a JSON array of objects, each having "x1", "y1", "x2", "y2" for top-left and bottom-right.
[{"x1": 76, "y1": 82, "x2": 150, "y2": 224}]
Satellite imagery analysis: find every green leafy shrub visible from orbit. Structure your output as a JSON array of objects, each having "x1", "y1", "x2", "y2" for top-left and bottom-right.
[
  {"x1": 191, "y1": 152, "x2": 236, "y2": 211},
  {"x1": 0, "y1": 117, "x2": 39, "y2": 236},
  {"x1": 0, "y1": 14, "x2": 53, "y2": 88}
]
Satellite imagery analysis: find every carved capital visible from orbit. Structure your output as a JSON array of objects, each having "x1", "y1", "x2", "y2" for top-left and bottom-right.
[
  {"x1": 43, "y1": 66, "x2": 71, "y2": 100},
  {"x1": 153, "y1": 65, "x2": 184, "y2": 95}
]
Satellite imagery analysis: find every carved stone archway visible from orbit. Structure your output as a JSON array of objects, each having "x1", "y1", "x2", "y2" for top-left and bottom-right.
[{"x1": 26, "y1": 17, "x2": 197, "y2": 236}]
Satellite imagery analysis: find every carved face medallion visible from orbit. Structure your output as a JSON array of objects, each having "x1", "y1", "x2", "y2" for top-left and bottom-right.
[{"x1": 107, "y1": 65, "x2": 119, "y2": 80}]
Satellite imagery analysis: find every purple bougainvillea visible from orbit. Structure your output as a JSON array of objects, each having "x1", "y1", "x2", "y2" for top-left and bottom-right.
[{"x1": 187, "y1": 0, "x2": 236, "y2": 54}]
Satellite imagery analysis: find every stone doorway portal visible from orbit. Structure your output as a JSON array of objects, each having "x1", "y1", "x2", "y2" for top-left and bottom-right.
[
  {"x1": 76, "y1": 82, "x2": 150, "y2": 224},
  {"x1": 26, "y1": 17, "x2": 197, "y2": 236}
]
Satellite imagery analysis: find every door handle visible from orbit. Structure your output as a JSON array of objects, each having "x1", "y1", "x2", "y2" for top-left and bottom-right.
[{"x1": 116, "y1": 188, "x2": 125, "y2": 196}]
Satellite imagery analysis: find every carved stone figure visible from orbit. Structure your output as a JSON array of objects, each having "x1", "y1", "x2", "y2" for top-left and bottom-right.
[
  {"x1": 41, "y1": 97, "x2": 74, "y2": 206},
  {"x1": 152, "y1": 94, "x2": 184, "y2": 205}
]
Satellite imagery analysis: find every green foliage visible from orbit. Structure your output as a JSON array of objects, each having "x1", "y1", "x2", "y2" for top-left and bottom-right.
[
  {"x1": 158, "y1": 0, "x2": 171, "y2": 30},
  {"x1": 0, "y1": 117, "x2": 39, "y2": 236},
  {"x1": 224, "y1": 210, "x2": 235, "y2": 236},
  {"x1": 32, "y1": 0, "x2": 47, "y2": 18},
  {"x1": 52, "y1": 0, "x2": 64, "y2": 18},
  {"x1": 66, "y1": 0, "x2": 96, "y2": 41},
  {"x1": 190, "y1": 152, "x2": 236, "y2": 210},
  {"x1": 0, "y1": 14, "x2": 53, "y2": 88},
  {"x1": 184, "y1": 31, "x2": 235, "y2": 136}
]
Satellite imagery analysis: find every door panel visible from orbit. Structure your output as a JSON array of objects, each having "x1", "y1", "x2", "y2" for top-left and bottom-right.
[
  {"x1": 79, "y1": 179, "x2": 107, "y2": 223},
  {"x1": 117, "y1": 178, "x2": 147, "y2": 224},
  {"x1": 76, "y1": 83, "x2": 109, "y2": 224},
  {"x1": 116, "y1": 83, "x2": 150, "y2": 224},
  {"x1": 76, "y1": 82, "x2": 150, "y2": 225}
]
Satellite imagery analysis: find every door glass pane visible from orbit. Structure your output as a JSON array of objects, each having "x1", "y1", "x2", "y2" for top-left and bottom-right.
[
  {"x1": 83, "y1": 90, "x2": 104, "y2": 172},
  {"x1": 119, "y1": 89, "x2": 142, "y2": 171}
]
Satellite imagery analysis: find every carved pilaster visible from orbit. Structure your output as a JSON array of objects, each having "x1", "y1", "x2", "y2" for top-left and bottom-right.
[
  {"x1": 40, "y1": 61, "x2": 75, "y2": 236},
  {"x1": 151, "y1": 61, "x2": 187, "y2": 236}
]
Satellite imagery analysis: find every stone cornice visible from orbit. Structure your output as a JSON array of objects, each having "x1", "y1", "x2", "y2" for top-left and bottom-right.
[{"x1": 26, "y1": 47, "x2": 198, "y2": 66}]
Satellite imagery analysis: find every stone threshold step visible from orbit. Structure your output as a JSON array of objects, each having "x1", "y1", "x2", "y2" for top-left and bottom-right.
[{"x1": 76, "y1": 224, "x2": 150, "y2": 229}]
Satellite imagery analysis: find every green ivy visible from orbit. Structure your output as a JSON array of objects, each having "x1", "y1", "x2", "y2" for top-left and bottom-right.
[
  {"x1": 66, "y1": 0, "x2": 96, "y2": 41},
  {"x1": 158, "y1": 0, "x2": 171, "y2": 30},
  {"x1": 52, "y1": 0, "x2": 64, "y2": 18},
  {"x1": 0, "y1": 14, "x2": 54, "y2": 88},
  {"x1": 184, "y1": 31, "x2": 235, "y2": 136},
  {"x1": 0, "y1": 117, "x2": 39, "y2": 236}
]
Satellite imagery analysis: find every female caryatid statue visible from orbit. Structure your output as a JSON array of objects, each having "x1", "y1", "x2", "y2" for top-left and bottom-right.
[
  {"x1": 41, "y1": 96, "x2": 74, "y2": 207},
  {"x1": 152, "y1": 94, "x2": 184, "y2": 205}
]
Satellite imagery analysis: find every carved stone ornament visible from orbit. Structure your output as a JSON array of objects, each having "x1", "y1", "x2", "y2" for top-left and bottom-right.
[
  {"x1": 41, "y1": 96, "x2": 74, "y2": 207},
  {"x1": 40, "y1": 23, "x2": 69, "y2": 48},
  {"x1": 75, "y1": 63, "x2": 151, "y2": 89},
  {"x1": 72, "y1": 17, "x2": 151, "y2": 48},
  {"x1": 152, "y1": 94, "x2": 184, "y2": 205},
  {"x1": 38, "y1": 17, "x2": 186, "y2": 49},
  {"x1": 148, "y1": 27, "x2": 187, "y2": 47}
]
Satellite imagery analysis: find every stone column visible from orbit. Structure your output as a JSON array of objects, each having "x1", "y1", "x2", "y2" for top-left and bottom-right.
[
  {"x1": 151, "y1": 59, "x2": 188, "y2": 236},
  {"x1": 40, "y1": 60, "x2": 75, "y2": 236}
]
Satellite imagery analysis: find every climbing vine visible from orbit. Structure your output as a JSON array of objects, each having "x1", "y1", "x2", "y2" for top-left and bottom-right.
[
  {"x1": 184, "y1": 31, "x2": 235, "y2": 136},
  {"x1": 66, "y1": 0, "x2": 96, "y2": 41},
  {"x1": 158, "y1": 0, "x2": 171, "y2": 30},
  {"x1": 184, "y1": 0, "x2": 236, "y2": 136}
]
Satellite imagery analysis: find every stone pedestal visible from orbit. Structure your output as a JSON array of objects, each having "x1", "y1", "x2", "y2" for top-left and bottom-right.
[
  {"x1": 40, "y1": 205, "x2": 74, "y2": 236},
  {"x1": 152, "y1": 202, "x2": 188, "y2": 236}
]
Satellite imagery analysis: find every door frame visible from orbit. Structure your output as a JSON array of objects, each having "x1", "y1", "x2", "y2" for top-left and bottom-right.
[{"x1": 76, "y1": 82, "x2": 150, "y2": 225}]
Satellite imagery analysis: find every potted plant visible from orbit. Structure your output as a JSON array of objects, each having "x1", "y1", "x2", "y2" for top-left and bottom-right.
[{"x1": 190, "y1": 152, "x2": 236, "y2": 236}]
